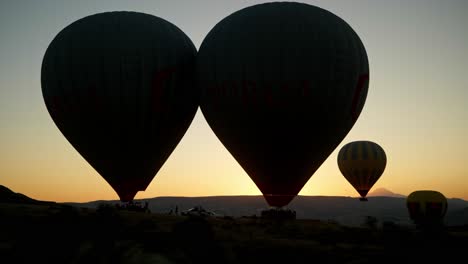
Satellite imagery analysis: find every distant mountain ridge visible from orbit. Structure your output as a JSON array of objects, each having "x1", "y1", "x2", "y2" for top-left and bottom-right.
[
  {"x1": 368, "y1": 187, "x2": 406, "y2": 198},
  {"x1": 68, "y1": 194, "x2": 468, "y2": 227},
  {"x1": 2, "y1": 184, "x2": 467, "y2": 227}
]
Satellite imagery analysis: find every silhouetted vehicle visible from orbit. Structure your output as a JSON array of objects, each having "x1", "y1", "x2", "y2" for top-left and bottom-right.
[
  {"x1": 181, "y1": 206, "x2": 219, "y2": 217},
  {"x1": 337, "y1": 141, "x2": 387, "y2": 201},
  {"x1": 41, "y1": 12, "x2": 197, "y2": 202},
  {"x1": 197, "y1": 2, "x2": 369, "y2": 208}
]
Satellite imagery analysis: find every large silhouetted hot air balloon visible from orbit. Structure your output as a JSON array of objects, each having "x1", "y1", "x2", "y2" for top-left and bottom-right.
[
  {"x1": 337, "y1": 141, "x2": 386, "y2": 201},
  {"x1": 198, "y1": 2, "x2": 369, "y2": 207},
  {"x1": 41, "y1": 12, "x2": 197, "y2": 202},
  {"x1": 407, "y1": 190, "x2": 447, "y2": 226}
]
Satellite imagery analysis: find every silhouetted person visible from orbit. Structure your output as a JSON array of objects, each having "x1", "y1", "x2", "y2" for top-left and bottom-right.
[{"x1": 175, "y1": 205, "x2": 179, "y2": 215}]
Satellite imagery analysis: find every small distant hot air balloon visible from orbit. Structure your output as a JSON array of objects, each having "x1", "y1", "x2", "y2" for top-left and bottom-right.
[
  {"x1": 41, "y1": 12, "x2": 198, "y2": 202},
  {"x1": 407, "y1": 190, "x2": 447, "y2": 227},
  {"x1": 337, "y1": 141, "x2": 387, "y2": 201},
  {"x1": 198, "y1": 2, "x2": 369, "y2": 208}
]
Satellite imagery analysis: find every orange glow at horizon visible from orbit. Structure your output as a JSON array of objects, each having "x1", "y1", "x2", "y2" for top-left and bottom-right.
[{"x1": 2, "y1": 107, "x2": 467, "y2": 203}]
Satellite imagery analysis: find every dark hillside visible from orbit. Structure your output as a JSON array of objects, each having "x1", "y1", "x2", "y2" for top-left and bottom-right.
[
  {"x1": 0, "y1": 185, "x2": 54, "y2": 205},
  {"x1": 0, "y1": 202, "x2": 466, "y2": 264}
]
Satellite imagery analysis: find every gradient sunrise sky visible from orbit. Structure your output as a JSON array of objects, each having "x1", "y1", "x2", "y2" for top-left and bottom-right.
[{"x1": 0, "y1": 0, "x2": 467, "y2": 202}]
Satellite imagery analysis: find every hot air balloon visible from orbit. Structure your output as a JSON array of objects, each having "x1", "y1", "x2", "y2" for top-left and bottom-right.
[
  {"x1": 407, "y1": 190, "x2": 447, "y2": 226},
  {"x1": 41, "y1": 12, "x2": 197, "y2": 202},
  {"x1": 337, "y1": 141, "x2": 386, "y2": 201},
  {"x1": 198, "y1": 2, "x2": 369, "y2": 208}
]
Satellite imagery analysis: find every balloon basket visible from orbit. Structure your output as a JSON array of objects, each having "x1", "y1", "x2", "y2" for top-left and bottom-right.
[
  {"x1": 261, "y1": 208, "x2": 296, "y2": 220},
  {"x1": 359, "y1": 198, "x2": 368, "y2": 202},
  {"x1": 115, "y1": 201, "x2": 149, "y2": 213}
]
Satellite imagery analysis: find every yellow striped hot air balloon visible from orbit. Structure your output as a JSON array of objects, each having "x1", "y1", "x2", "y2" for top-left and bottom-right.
[{"x1": 337, "y1": 141, "x2": 387, "y2": 201}]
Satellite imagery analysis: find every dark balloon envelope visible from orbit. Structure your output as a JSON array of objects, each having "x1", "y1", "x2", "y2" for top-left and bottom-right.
[
  {"x1": 41, "y1": 12, "x2": 198, "y2": 202},
  {"x1": 198, "y1": 2, "x2": 369, "y2": 207},
  {"x1": 407, "y1": 190, "x2": 447, "y2": 225},
  {"x1": 337, "y1": 141, "x2": 387, "y2": 201}
]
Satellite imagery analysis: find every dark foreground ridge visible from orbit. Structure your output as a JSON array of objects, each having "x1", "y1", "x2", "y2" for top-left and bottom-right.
[
  {"x1": 0, "y1": 185, "x2": 55, "y2": 205},
  {"x1": 1, "y1": 199, "x2": 467, "y2": 264}
]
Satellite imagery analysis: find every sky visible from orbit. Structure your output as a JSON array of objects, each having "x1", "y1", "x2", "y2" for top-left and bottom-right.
[{"x1": 0, "y1": 0, "x2": 467, "y2": 202}]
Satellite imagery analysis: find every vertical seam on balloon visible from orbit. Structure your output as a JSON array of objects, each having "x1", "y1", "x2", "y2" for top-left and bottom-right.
[
  {"x1": 351, "y1": 142, "x2": 358, "y2": 160},
  {"x1": 362, "y1": 141, "x2": 368, "y2": 160},
  {"x1": 371, "y1": 142, "x2": 378, "y2": 160}
]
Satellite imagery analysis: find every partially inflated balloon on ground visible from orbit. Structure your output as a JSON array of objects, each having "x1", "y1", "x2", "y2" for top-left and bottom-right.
[
  {"x1": 337, "y1": 141, "x2": 387, "y2": 201},
  {"x1": 41, "y1": 12, "x2": 198, "y2": 201},
  {"x1": 407, "y1": 190, "x2": 447, "y2": 226},
  {"x1": 198, "y1": 2, "x2": 369, "y2": 207}
]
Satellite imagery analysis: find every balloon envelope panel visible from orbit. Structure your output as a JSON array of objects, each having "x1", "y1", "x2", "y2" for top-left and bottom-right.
[
  {"x1": 41, "y1": 12, "x2": 198, "y2": 201},
  {"x1": 337, "y1": 141, "x2": 387, "y2": 198},
  {"x1": 198, "y1": 2, "x2": 369, "y2": 207}
]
